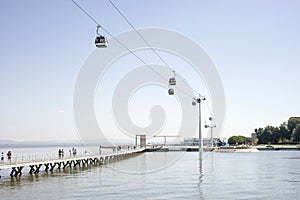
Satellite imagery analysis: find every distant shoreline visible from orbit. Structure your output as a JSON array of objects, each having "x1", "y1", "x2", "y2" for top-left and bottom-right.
[
  {"x1": 0, "y1": 139, "x2": 134, "y2": 148},
  {"x1": 255, "y1": 144, "x2": 300, "y2": 151},
  {"x1": 0, "y1": 143, "x2": 85, "y2": 149}
]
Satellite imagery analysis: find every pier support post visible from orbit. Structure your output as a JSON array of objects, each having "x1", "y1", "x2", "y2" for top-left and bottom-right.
[
  {"x1": 35, "y1": 164, "x2": 42, "y2": 173},
  {"x1": 63, "y1": 162, "x2": 68, "y2": 169},
  {"x1": 50, "y1": 163, "x2": 56, "y2": 171},
  {"x1": 10, "y1": 166, "x2": 24, "y2": 177},
  {"x1": 57, "y1": 162, "x2": 62, "y2": 169},
  {"x1": 10, "y1": 167, "x2": 16, "y2": 177},
  {"x1": 100, "y1": 157, "x2": 104, "y2": 165},
  {"x1": 74, "y1": 160, "x2": 81, "y2": 167},
  {"x1": 29, "y1": 165, "x2": 35, "y2": 174},
  {"x1": 44, "y1": 163, "x2": 50, "y2": 171},
  {"x1": 68, "y1": 161, "x2": 72, "y2": 168},
  {"x1": 29, "y1": 164, "x2": 42, "y2": 174}
]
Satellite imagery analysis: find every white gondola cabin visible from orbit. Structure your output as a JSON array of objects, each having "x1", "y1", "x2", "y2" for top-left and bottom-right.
[
  {"x1": 169, "y1": 77, "x2": 176, "y2": 86},
  {"x1": 169, "y1": 71, "x2": 176, "y2": 86},
  {"x1": 95, "y1": 25, "x2": 108, "y2": 48},
  {"x1": 95, "y1": 36, "x2": 108, "y2": 48}
]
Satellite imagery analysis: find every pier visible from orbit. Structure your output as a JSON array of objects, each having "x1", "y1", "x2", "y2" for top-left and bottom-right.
[{"x1": 0, "y1": 148, "x2": 145, "y2": 177}]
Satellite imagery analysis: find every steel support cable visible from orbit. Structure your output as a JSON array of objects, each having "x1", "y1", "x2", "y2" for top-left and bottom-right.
[
  {"x1": 71, "y1": 0, "x2": 199, "y2": 99},
  {"x1": 107, "y1": 0, "x2": 206, "y2": 97},
  {"x1": 106, "y1": 0, "x2": 215, "y2": 114}
]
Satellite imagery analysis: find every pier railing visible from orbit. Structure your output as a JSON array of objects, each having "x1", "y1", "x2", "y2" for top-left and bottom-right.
[
  {"x1": 0, "y1": 146, "x2": 142, "y2": 167},
  {"x1": 0, "y1": 147, "x2": 145, "y2": 177}
]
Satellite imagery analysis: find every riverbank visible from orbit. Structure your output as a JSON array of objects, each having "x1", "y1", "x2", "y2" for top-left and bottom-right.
[
  {"x1": 146, "y1": 145, "x2": 300, "y2": 152},
  {"x1": 255, "y1": 144, "x2": 300, "y2": 151},
  {"x1": 214, "y1": 146, "x2": 259, "y2": 152}
]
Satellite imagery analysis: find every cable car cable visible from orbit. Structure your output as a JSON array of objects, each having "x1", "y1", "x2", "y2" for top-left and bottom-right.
[
  {"x1": 72, "y1": 0, "x2": 99, "y2": 26},
  {"x1": 107, "y1": 0, "x2": 205, "y2": 98},
  {"x1": 107, "y1": 0, "x2": 171, "y2": 70},
  {"x1": 71, "y1": 0, "x2": 170, "y2": 85},
  {"x1": 71, "y1": 0, "x2": 206, "y2": 101},
  {"x1": 107, "y1": 0, "x2": 214, "y2": 115}
]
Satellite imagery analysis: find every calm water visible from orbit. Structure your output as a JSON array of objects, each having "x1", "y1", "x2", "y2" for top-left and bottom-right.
[{"x1": 1, "y1": 149, "x2": 300, "y2": 200}]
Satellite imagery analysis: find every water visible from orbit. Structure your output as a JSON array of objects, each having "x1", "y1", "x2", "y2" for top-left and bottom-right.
[{"x1": 1, "y1": 148, "x2": 300, "y2": 200}]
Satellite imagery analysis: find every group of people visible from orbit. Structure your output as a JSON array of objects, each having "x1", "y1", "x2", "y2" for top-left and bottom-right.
[
  {"x1": 69, "y1": 147, "x2": 77, "y2": 157},
  {"x1": 112, "y1": 145, "x2": 126, "y2": 153},
  {"x1": 58, "y1": 148, "x2": 78, "y2": 158},
  {"x1": 58, "y1": 149, "x2": 64, "y2": 158},
  {"x1": 0, "y1": 151, "x2": 12, "y2": 162},
  {"x1": 56, "y1": 145, "x2": 138, "y2": 159}
]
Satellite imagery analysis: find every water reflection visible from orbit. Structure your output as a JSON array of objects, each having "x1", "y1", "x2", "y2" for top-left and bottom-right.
[
  {"x1": 1, "y1": 151, "x2": 300, "y2": 199},
  {"x1": 0, "y1": 164, "x2": 104, "y2": 189},
  {"x1": 197, "y1": 151, "x2": 215, "y2": 200},
  {"x1": 198, "y1": 152, "x2": 204, "y2": 200}
]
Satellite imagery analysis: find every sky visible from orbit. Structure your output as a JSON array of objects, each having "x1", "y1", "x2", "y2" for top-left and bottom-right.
[{"x1": 0, "y1": 0, "x2": 299, "y2": 142}]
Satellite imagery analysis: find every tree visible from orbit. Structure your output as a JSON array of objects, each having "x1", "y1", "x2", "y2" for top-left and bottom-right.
[
  {"x1": 278, "y1": 122, "x2": 290, "y2": 143},
  {"x1": 228, "y1": 136, "x2": 238, "y2": 145},
  {"x1": 287, "y1": 117, "x2": 300, "y2": 134},
  {"x1": 228, "y1": 135, "x2": 251, "y2": 145},
  {"x1": 254, "y1": 117, "x2": 300, "y2": 144},
  {"x1": 262, "y1": 126, "x2": 274, "y2": 144},
  {"x1": 255, "y1": 128, "x2": 264, "y2": 144},
  {"x1": 292, "y1": 124, "x2": 300, "y2": 143}
]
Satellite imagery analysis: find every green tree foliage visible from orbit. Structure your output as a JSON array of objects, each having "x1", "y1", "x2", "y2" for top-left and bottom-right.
[
  {"x1": 279, "y1": 122, "x2": 290, "y2": 141},
  {"x1": 255, "y1": 117, "x2": 300, "y2": 144},
  {"x1": 228, "y1": 135, "x2": 251, "y2": 145},
  {"x1": 287, "y1": 117, "x2": 300, "y2": 134},
  {"x1": 292, "y1": 124, "x2": 300, "y2": 143}
]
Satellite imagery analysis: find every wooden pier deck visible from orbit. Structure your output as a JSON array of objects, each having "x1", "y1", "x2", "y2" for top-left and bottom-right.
[{"x1": 0, "y1": 148, "x2": 145, "y2": 177}]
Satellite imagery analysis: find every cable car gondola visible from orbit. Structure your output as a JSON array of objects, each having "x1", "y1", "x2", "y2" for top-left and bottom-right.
[
  {"x1": 168, "y1": 88, "x2": 174, "y2": 95},
  {"x1": 169, "y1": 77, "x2": 176, "y2": 85},
  {"x1": 95, "y1": 25, "x2": 108, "y2": 48},
  {"x1": 168, "y1": 71, "x2": 176, "y2": 86}
]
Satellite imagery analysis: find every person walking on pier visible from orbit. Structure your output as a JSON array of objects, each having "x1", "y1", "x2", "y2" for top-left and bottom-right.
[
  {"x1": 1, "y1": 152, "x2": 4, "y2": 162},
  {"x1": 7, "y1": 151, "x2": 12, "y2": 163},
  {"x1": 58, "y1": 149, "x2": 62, "y2": 158},
  {"x1": 72, "y1": 148, "x2": 77, "y2": 156},
  {"x1": 99, "y1": 145, "x2": 102, "y2": 155}
]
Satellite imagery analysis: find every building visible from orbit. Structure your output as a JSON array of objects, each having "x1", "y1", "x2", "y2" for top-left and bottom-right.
[
  {"x1": 251, "y1": 133, "x2": 257, "y2": 144},
  {"x1": 182, "y1": 138, "x2": 226, "y2": 147}
]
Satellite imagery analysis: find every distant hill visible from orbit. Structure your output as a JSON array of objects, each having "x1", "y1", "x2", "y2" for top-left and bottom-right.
[
  {"x1": 0, "y1": 139, "x2": 134, "y2": 148},
  {"x1": 0, "y1": 139, "x2": 18, "y2": 145}
]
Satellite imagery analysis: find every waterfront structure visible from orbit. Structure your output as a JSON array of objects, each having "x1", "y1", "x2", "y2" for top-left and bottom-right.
[
  {"x1": 204, "y1": 117, "x2": 216, "y2": 147},
  {"x1": 135, "y1": 135, "x2": 146, "y2": 148},
  {"x1": 0, "y1": 147, "x2": 144, "y2": 177},
  {"x1": 182, "y1": 138, "x2": 224, "y2": 147}
]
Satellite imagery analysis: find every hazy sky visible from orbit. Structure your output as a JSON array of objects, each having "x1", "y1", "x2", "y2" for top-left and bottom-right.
[{"x1": 0, "y1": 0, "x2": 299, "y2": 142}]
